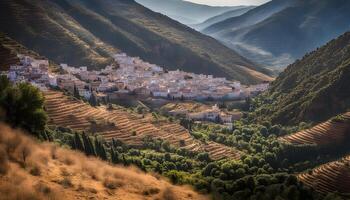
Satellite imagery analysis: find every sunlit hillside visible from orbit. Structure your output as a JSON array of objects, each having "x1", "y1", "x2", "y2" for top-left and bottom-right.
[{"x1": 0, "y1": 124, "x2": 207, "y2": 200}]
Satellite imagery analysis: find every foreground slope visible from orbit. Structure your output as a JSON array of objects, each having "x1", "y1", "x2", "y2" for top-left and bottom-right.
[
  {"x1": 255, "y1": 32, "x2": 350, "y2": 125},
  {"x1": 0, "y1": 0, "x2": 271, "y2": 84},
  {"x1": 204, "y1": 0, "x2": 350, "y2": 68},
  {"x1": 0, "y1": 124, "x2": 207, "y2": 200},
  {"x1": 44, "y1": 90, "x2": 241, "y2": 160},
  {"x1": 280, "y1": 112, "x2": 350, "y2": 146}
]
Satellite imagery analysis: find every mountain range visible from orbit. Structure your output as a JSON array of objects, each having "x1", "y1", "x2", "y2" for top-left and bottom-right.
[
  {"x1": 135, "y1": 0, "x2": 243, "y2": 25},
  {"x1": 193, "y1": 6, "x2": 256, "y2": 31},
  {"x1": 0, "y1": 0, "x2": 272, "y2": 84},
  {"x1": 203, "y1": 0, "x2": 350, "y2": 69}
]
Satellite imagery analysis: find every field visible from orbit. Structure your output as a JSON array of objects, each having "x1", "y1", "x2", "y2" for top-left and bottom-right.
[
  {"x1": 44, "y1": 90, "x2": 241, "y2": 160},
  {"x1": 279, "y1": 112, "x2": 350, "y2": 145},
  {"x1": 298, "y1": 155, "x2": 350, "y2": 196}
]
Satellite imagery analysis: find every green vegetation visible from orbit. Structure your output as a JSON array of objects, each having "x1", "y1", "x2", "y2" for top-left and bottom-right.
[
  {"x1": 0, "y1": 0, "x2": 271, "y2": 84},
  {"x1": 253, "y1": 32, "x2": 350, "y2": 125},
  {"x1": 0, "y1": 76, "x2": 47, "y2": 135}
]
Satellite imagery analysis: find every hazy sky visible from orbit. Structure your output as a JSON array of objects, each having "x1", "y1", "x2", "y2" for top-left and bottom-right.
[{"x1": 185, "y1": 0, "x2": 270, "y2": 6}]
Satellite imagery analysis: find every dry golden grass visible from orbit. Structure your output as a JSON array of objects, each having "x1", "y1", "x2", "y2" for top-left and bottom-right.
[{"x1": 0, "y1": 124, "x2": 208, "y2": 200}]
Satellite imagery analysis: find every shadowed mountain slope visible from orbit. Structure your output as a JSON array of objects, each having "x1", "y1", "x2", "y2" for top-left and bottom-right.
[
  {"x1": 204, "y1": 0, "x2": 350, "y2": 69},
  {"x1": 254, "y1": 32, "x2": 350, "y2": 125},
  {"x1": 0, "y1": 0, "x2": 271, "y2": 84}
]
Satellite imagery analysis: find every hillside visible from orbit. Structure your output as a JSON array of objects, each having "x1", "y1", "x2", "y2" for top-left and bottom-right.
[
  {"x1": 44, "y1": 90, "x2": 241, "y2": 160},
  {"x1": 0, "y1": 0, "x2": 271, "y2": 84},
  {"x1": 0, "y1": 33, "x2": 56, "y2": 71},
  {"x1": 204, "y1": 0, "x2": 292, "y2": 34},
  {"x1": 298, "y1": 155, "x2": 350, "y2": 196},
  {"x1": 254, "y1": 31, "x2": 350, "y2": 125},
  {"x1": 135, "y1": 0, "x2": 239, "y2": 25},
  {"x1": 204, "y1": 0, "x2": 350, "y2": 68},
  {"x1": 193, "y1": 6, "x2": 255, "y2": 31},
  {"x1": 0, "y1": 123, "x2": 207, "y2": 200},
  {"x1": 280, "y1": 112, "x2": 350, "y2": 146}
]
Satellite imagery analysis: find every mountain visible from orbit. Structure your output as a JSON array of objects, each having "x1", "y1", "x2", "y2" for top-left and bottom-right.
[
  {"x1": 135, "y1": 0, "x2": 242, "y2": 25},
  {"x1": 254, "y1": 31, "x2": 350, "y2": 125},
  {"x1": 0, "y1": 0, "x2": 272, "y2": 84},
  {"x1": 0, "y1": 124, "x2": 207, "y2": 200},
  {"x1": 193, "y1": 6, "x2": 256, "y2": 31},
  {"x1": 0, "y1": 33, "x2": 49, "y2": 71},
  {"x1": 203, "y1": 0, "x2": 350, "y2": 69}
]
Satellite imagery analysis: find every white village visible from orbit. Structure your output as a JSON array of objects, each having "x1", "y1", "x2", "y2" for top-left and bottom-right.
[{"x1": 2, "y1": 52, "x2": 269, "y2": 125}]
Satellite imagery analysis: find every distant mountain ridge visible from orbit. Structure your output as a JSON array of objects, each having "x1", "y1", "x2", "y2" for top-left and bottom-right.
[
  {"x1": 0, "y1": 0, "x2": 272, "y2": 84},
  {"x1": 254, "y1": 31, "x2": 350, "y2": 125},
  {"x1": 193, "y1": 6, "x2": 256, "y2": 31},
  {"x1": 135, "y1": 0, "x2": 243, "y2": 25},
  {"x1": 203, "y1": 0, "x2": 350, "y2": 69}
]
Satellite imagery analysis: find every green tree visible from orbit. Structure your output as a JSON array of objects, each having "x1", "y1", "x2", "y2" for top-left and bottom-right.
[
  {"x1": 89, "y1": 92, "x2": 99, "y2": 107},
  {"x1": 82, "y1": 132, "x2": 96, "y2": 156},
  {"x1": 0, "y1": 80, "x2": 47, "y2": 135},
  {"x1": 73, "y1": 84, "x2": 80, "y2": 99},
  {"x1": 74, "y1": 132, "x2": 84, "y2": 152}
]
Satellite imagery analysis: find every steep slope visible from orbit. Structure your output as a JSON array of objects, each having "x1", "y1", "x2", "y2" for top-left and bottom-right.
[
  {"x1": 135, "y1": 0, "x2": 239, "y2": 25},
  {"x1": 193, "y1": 6, "x2": 255, "y2": 31},
  {"x1": 280, "y1": 112, "x2": 350, "y2": 146},
  {"x1": 0, "y1": 33, "x2": 55, "y2": 71},
  {"x1": 204, "y1": 0, "x2": 350, "y2": 68},
  {"x1": 44, "y1": 90, "x2": 242, "y2": 160},
  {"x1": 254, "y1": 32, "x2": 350, "y2": 125},
  {"x1": 0, "y1": 124, "x2": 207, "y2": 200},
  {"x1": 298, "y1": 155, "x2": 350, "y2": 196},
  {"x1": 204, "y1": 0, "x2": 292, "y2": 35},
  {"x1": 0, "y1": 0, "x2": 271, "y2": 84}
]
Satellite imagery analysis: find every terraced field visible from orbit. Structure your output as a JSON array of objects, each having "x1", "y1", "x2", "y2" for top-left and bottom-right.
[
  {"x1": 298, "y1": 155, "x2": 350, "y2": 196},
  {"x1": 44, "y1": 90, "x2": 241, "y2": 160},
  {"x1": 280, "y1": 112, "x2": 350, "y2": 145}
]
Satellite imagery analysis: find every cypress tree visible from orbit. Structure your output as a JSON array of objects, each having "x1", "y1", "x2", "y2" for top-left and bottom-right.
[
  {"x1": 112, "y1": 138, "x2": 117, "y2": 148},
  {"x1": 89, "y1": 92, "x2": 99, "y2": 107},
  {"x1": 94, "y1": 136, "x2": 107, "y2": 160},
  {"x1": 74, "y1": 132, "x2": 84, "y2": 152},
  {"x1": 100, "y1": 144, "x2": 107, "y2": 160},
  {"x1": 73, "y1": 84, "x2": 80, "y2": 98},
  {"x1": 82, "y1": 132, "x2": 95, "y2": 156},
  {"x1": 88, "y1": 135, "x2": 96, "y2": 156},
  {"x1": 110, "y1": 147, "x2": 117, "y2": 164}
]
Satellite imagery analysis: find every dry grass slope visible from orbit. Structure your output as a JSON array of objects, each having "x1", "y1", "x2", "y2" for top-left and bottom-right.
[
  {"x1": 44, "y1": 90, "x2": 241, "y2": 160},
  {"x1": 279, "y1": 112, "x2": 350, "y2": 146},
  {"x1": 298, "y1": 155, "x2": 350, "y2": 196},
  {"x1": 0, "y1": 123, "x2": 208, "y2": 200}
]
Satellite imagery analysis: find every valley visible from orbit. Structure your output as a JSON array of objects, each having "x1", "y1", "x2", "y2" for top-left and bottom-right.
[{"x1": 0, "y1": 0, "x2": 349, "y2": 200}]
